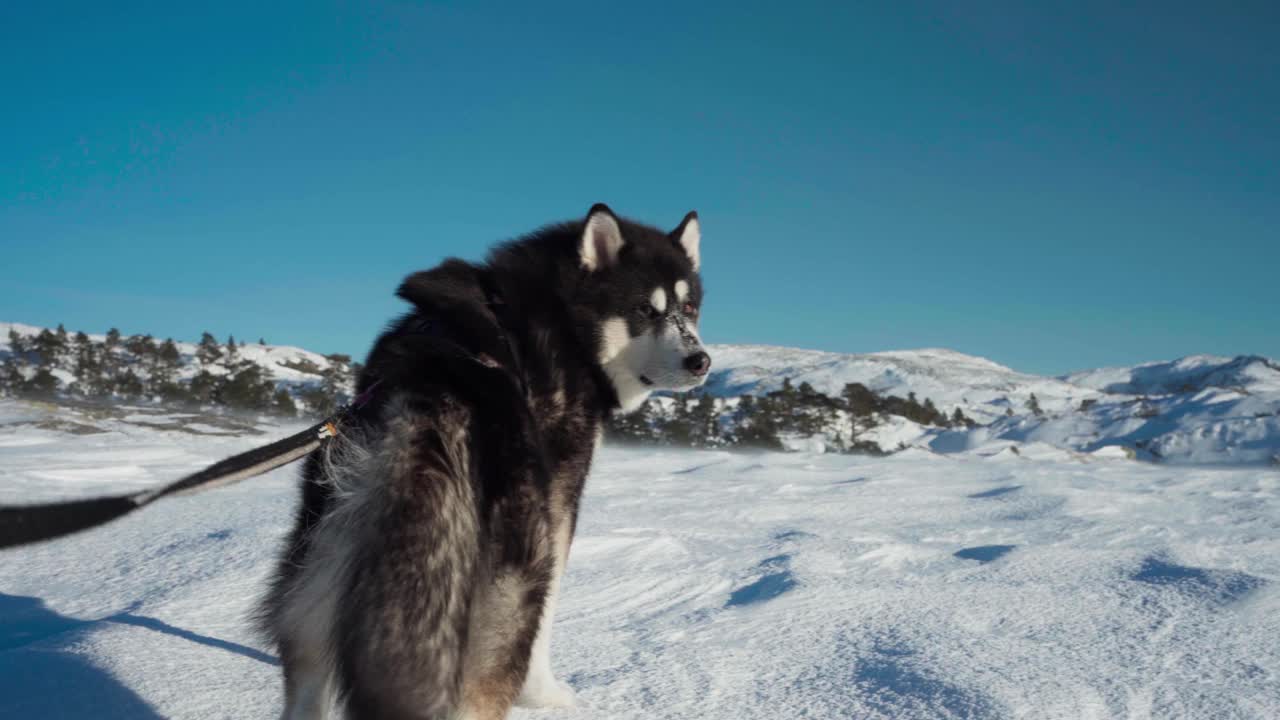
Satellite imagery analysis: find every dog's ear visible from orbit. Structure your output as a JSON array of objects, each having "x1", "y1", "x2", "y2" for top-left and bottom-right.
[
  {"x1": 671, "y1": 211, "x2": 700, "y2": 271},
  {"x1": 395, "y1": 259, "x2": 487, "y2": 311},
  {"x1": 579, "y1": 203, "x2": 625, "y2": 272}
]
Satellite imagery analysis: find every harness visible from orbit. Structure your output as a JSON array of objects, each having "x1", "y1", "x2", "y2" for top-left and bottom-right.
[{"x1": 0, "y1": 287, "x2": 524, "y2": 550}]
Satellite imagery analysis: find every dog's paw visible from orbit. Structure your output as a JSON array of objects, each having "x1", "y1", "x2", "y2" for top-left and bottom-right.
[{"x1": 515, "y1": 675, "x2": 576, "y2": 709}]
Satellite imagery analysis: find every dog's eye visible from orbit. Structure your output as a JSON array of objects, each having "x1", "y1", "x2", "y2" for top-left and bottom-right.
[
  {"x1": 683, "y1": 302, "x2": 697, "y2": 317},
  {"x1": 636, "y1": 302, "x2": 660, "y2": 319}
]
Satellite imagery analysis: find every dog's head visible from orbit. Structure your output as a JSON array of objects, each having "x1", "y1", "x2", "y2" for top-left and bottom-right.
[{"x1": 576, "y1": 204, "x2": 710, "y2": 411}]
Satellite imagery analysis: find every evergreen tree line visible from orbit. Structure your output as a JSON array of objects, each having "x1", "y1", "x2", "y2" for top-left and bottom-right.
[
  {"x1": 607, "y1": 378, "x2": 977, "y2": 454},
  {"x1": 1, "y1": 325, "x2": 358, "y2": 418}
]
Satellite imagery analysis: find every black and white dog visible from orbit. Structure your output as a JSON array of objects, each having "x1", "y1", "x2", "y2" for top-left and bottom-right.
[{"x1": 258, "y1": 204, "x2": 709, "y2": 719}]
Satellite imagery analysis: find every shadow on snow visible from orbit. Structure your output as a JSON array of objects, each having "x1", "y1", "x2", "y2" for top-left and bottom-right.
[{"x1": 0, "y1": 592, "x2": 277, "y2": 718}]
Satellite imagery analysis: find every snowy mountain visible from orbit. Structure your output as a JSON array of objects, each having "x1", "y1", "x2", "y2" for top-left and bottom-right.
[
  {"x1": 1, "y1": 321, "x2": 356, "y2": 416},
  {"x1": 4, "y1": 322, "x2": 1278, "y2": 466},
  {"x1": 1062, "y1": 354, "x2": 1280, "y2": 396},
  {"x1": 1, "y1": 321, "x2": 350, "y2": 389},
  {"x1": 701, "y1": 344, "x2": 1280, "y2": 465},
  {"x1": 703, "y1": 344, "x2": 1096, "y2": 423}
]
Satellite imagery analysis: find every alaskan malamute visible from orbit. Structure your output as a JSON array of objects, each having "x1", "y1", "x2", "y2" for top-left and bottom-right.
[{"x1": 258, "y1": 204, "x2": 709, "y2": 719}]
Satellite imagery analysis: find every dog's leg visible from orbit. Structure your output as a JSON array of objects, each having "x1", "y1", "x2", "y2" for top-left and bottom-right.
[
  {"x1": 457, "y1": 557, "x2": 552, "y2": 720},
  {"x1": 459, "y1": 481, "x2": 554, "y2": 720},
  {"x1": 516, "y1": 515, "x2": 576, "y2": 709},
  {"x1": 281, "y1": 649, "x2": 332, "y2": 720}
]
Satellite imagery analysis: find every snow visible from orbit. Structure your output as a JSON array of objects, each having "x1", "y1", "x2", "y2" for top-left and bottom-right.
[
  {"x1": 1063, "y1": 355, "x2": 1280, "y2": 396},
  {"x1": 704, "y1": 344, "x2": 1096, "y2": 423},
  {"x1": 703, "y1": 344, "x2": 1280, "y2": 467},
  {"x1": 3, "y1": 398, "x2": 1278, "y2": 719}
]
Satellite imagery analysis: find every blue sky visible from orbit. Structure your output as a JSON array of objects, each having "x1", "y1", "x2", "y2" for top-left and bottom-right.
[{"x1": 2, "y1": 2, "x2": 1276, "y2": 375}]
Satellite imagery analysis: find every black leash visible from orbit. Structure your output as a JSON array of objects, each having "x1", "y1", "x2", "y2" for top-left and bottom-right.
[
  {"x1": 1, "y1": 279, "x2": 525, "y2": 552},
  {"x1": 0, "y1": 384, "x2": 380, "y2": 550}
]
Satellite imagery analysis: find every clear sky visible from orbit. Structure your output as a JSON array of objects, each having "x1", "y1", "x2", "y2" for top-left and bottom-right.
[{"x1": 2, "y1": 2, "x2": 1276, "y2": 376}]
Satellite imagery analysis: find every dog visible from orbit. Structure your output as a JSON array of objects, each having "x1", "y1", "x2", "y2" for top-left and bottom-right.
[{"x1": 257, "y1": 204, "x2": 710, "y2": 719}]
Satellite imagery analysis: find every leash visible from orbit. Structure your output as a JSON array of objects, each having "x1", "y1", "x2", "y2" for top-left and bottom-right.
[
  {"x1": 0, "y1": 382, "x2": 381, "y2": 550},
  {"x1": 1, "y1": 276, "x2": 524, "y2": 551}
]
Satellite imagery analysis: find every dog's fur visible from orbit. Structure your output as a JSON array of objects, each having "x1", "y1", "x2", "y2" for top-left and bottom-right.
[{"x1": 258, "y1": 205, "x2": 709, "y2": 719}]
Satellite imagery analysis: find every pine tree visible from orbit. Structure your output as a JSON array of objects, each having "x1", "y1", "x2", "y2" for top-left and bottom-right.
[
  {"x1": 222, "y1": 364, "x2": 274, "y2": 411},
  {"x1": 26, "y1": 367, "x2": 60, "y2": 397},
  {"x1": 8, "y1": 328, "x2": 28, "y2": 355},
  {"x1": 734, "y1": 395, "x2": 784, "y2": 451},
  {"x1": 188, "y1": 370, "x2": 222, "y2": 406},
  {"x1": 150, "y1": 338, "x2": 182, "y2": 397},
  {"x1": 663, "y1": 395, "x2": 696, "y2": 446},
  {"x1": 606, "y1": 398, "x2": 655, "y2": 443},
  {"x1": 115, "y1": 369, "x2": 144, "y2": 398},
  {"x1": 842, "y1": 382, "x2": 878, "y2": 417},
  {"x1": 1026, "y1": 393, "x2": 1044, "y2": 417},
  {"x1": 321, "y1": 355, "x2": 353, "y2": 407},
  {"x1": 99, "y1": 328, "x2": 121, "y2": 381},
  {"x1": 298, "y1": 386, "x2": 336, "y2": 417},
  {"x1": 688, "y1": 394, "x2": 720, "y2": 447},
  {"x1": 33, "y1": 329, "x2": 64, "y2": 367},
  {"x1": 777, "y1": 378, "x2": 797, "y2": 408},
  {"x1": 157, "y1": 381, "x2": 191, "y2": 405},
  {"x1": 125, "y1": 334, "x2": 158, "y2": 358},
  {"x1": 149, "y1": 346, "x2": 176, "y2": 392},
  {"x1": 72, "y1": 342, "x2": 100, "y2": 395},
  {"x1": 1, "y1": 356, "x2": 24, "y2": 396},
  {"x1": 766, "y1": 378, "x2": 801, "y2": 432},
  {"x1": 922, "y1": 397, "x2": 943, "y2": 426},
  {"x1": 196, "y1": 332, "x2": 222, "y2": 365},
  {"x1": 271, "y1": 388, "x2": 298, "y2": 417},
  {"x1": 158, "y1": 339, "x2": 181, "y2": 367},
  {"x1": 71, "y1": 330, "x2": 96, "y2": 394},
  {"x1": 224, "y1": 335, "x2": 240, "y2": 368}
]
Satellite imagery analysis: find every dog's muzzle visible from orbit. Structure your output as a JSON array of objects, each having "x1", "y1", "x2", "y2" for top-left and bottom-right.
[{"x1": 683, "y1": 351, "x2": 712, "y2": 377}]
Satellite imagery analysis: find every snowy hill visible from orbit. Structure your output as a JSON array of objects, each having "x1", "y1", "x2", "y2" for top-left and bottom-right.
[
  {"x1": 703, "y1": 344, "x2": 1280, "y2": 466},
  {"x1": 703, "y1": 344, "x2": 1096, "y2": 423},
  {"x1": 1062, "y1": 354, "x2": 1280, "y2": 396},
  {"x1": 0, "y1": 321, "x2": 350, "y2": 388},
  {"x1": 1, "y1": 321, "x2": 356, "y2": 416},
  {"x1": 0, "y1": 409, "x2": 1277, "y2": 719},
  {"x1": 4, "y1": 322, "x2": 1279, "y2": 465}
]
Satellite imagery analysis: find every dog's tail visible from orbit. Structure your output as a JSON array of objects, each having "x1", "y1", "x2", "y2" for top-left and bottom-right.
[{"x1": 333, "y1": 402, "x2": 481, "y2": 720}]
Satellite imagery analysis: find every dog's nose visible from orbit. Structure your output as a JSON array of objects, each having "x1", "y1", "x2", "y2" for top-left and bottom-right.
[{"x1": 684, "y1": 351, "x2": 712, "y2": 376}]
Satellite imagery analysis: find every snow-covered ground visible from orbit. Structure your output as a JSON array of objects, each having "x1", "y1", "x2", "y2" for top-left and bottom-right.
[{"x1": 2, "y1": 399, "x2": 1277, "y2": 719}]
